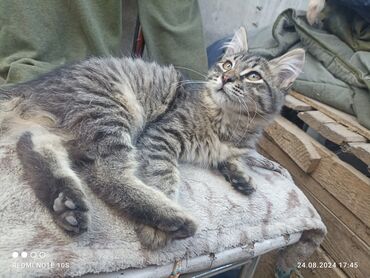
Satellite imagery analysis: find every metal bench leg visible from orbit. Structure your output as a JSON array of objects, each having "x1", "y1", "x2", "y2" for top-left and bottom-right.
[{"x1": 239, "y1": 256, "x2": 260, "y2": 278}]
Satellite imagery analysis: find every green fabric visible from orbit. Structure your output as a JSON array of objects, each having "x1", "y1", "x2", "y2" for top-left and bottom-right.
[
  {"x1": 248, "y1": 9, "x2": 370, "y2": 129},
  {"x1": 137, "y1": 0, "x2": 208, "y2": 80},
  {"x1": 0, "y1": 0, "x2": 208, "y2": 85},
  {"x1": 0, "y1": 0, "x2": 122, "y2": 86}
]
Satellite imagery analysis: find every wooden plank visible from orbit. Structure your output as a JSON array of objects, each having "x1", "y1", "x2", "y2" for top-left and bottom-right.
[
  {"x1": 254, "y1": 250, "x2": 277, "y2": 278},
  {"x1": 284, "y1": 95, "x2": 312, "y2": 111},
  {"x1": 347, "y1": 143, "x2": 370, "y2": 166},
  {"x1": 310, "y1": 139, "x2": 370, "y2": 228},
  {"x1": 290, "y1": 91, "x2": 370, "y2": 140},
  {"x1": 258, "y1": 137, "x2": 370, "y2": 278},
  {"x1": 254, "y1": 248, "x2": 348, "y2": 278},
  {"x1": 302, "y1": 186, "x2": 369, "y2": 278},
  {"x1": 265, "y1": 116, "x2": 370, "y2": 228},
  {"x1": 264, "y1": 117, "x2": 321, "y2": 173},
  {"x1": 298, "y1": 111, "x2": 367, "y2": 145},
  {"x1": 258, "y1": 136, "x2": 370, "y2": 246},
  {"x1": 299, "y1": 110, "x2": 336, "y2": 125},
  {"x1": 299, "y1": 248, "x2": 348, "y2": 278}
]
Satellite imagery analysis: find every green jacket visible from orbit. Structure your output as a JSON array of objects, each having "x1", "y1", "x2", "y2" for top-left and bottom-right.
[{"x1": 249, "y1": 8, "x2": 370, "y2": 129}]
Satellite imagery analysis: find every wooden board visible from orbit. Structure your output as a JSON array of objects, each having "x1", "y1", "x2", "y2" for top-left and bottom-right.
[
  {"x1": 254, "y1": 248, "x2": 348, "y2": 278},
  {"x1": 265, "y1": 116, "x2": 370, "y2": 228},
  {"x1": 258, "y1": 136, "x2": 370, "y2": 246},
  {"x1": 284, "y1": 95, "x2": 312, "y2": 111},
  {"x1": 310, "y1": 139, "x2": 370, "y2": 228},
  {"x1": 303, "y1": 187, "x2": 370, "y2": 278},
  {"x1": 290, "y1": 91, "x2": 370, "y2": 140},
  {"x1": 264, "y1": 117, "x2": 321, "y2": 173},
  {"x1": 298, "y1": 111, "x2": 367, "y2": 145},
  {"x1": 254, "y1": 250, "x2": 277, "y2": 278},
  {"x1": 299, "y1": 248, "x2": 348, "y2": 278},
  {"x1": 258, "y1": 137, "x2": 370, "y2": 278},
  {"x1": 347, "y1": 143, "x2": 370, "y2": 166}
]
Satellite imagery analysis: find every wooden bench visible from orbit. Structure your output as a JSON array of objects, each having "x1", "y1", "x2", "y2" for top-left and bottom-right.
[{"x1": 255, "y1": 92, "x2": 370, "y2": 278}]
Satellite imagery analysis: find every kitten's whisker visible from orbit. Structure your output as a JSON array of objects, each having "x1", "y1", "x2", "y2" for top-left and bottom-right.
[
  {"x1": 237, "y1": 97, "x2": 252, "y2": 143},
  {"x1": 231, "y1": 99, "x2": 242, "y2": 140},
  {"x1": 177, "y1": 80, "x2": 208, "y2": 86},
  {"x1": 174, "y1": 66, "x2": 207, "y2": 79},
  {"x1": 243, "y1": 94, "x2": 269, "y2": 122},
  {"x1": 237, "y1": 97, "x2": 257, "y2": 144},
  {"x1": 169, "y1": 80, "x2": 208, "y2": 92}
]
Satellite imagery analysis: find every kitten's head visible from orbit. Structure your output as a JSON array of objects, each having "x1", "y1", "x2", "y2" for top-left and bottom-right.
[{"x1": 207, "y1": 27, "x2": 305, "y2": 115}]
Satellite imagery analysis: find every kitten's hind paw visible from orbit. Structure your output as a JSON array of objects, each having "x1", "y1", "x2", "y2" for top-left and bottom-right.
[
  {"x1": 53, "y1": 192, "x2": 90, "y2": 234},
  {"x1": 136, "y1": 224, "x2": 170, "y2": 249},
  {"x1": 136, "y1": 212, "x2": 198, "y2": 249},
  {"x1": 156, "y1": 210, "x2": 198, "y2": 238}
]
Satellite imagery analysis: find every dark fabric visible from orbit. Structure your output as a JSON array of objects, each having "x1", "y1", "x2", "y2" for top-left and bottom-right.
[
  {"x1": 335, "y1": 0, "x2": 370, "y2": 22},
  {"x1": 207, "y1": 37, "x2": 229, "y2": 67},
  {"x1": 323, "y1": 0, "x2": 370, "y2": 49}
]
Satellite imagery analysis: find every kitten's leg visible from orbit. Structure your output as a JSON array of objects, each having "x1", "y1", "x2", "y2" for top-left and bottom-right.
[
  {"x1": 243, "y1": 149, "x2": 291, "y2": 179},
  {"x1": 218, "y1": 157, "x2": 256, "y2": 195},
  {"x1": 134, "y1": 139, "x2": 185, "y2": 248},
  {"x1": 16, "y1": 130, "x2": 89, "y2": 234},
  {"x1": 84, "y1": 146, "x2": 197, "y2": 249}
]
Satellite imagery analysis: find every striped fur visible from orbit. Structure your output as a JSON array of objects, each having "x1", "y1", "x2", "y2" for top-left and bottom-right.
[{"x1": 0, "y1": 28, "x2": 305, "y2": 249}]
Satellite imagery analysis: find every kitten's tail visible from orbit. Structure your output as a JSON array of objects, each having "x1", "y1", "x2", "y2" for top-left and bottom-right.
[
  {"x1": 0, "y1": 95, "x2": 24, "y2": 133},
  {"x1": 0, "y1": 91, "x2": 56, "y2": 141}
]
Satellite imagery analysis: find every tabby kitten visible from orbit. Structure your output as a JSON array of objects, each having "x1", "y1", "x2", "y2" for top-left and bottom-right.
[{"x1": 0, "y1": 27, "x2": 304, "y2": 249}]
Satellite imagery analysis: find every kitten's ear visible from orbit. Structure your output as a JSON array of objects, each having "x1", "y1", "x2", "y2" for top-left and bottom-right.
[
  {"x1": 270, "y1": 48, "x2": 305, "y2": 90},
  {"x1": 223, "y1": 27, "x2": 248, "y2": 57}
]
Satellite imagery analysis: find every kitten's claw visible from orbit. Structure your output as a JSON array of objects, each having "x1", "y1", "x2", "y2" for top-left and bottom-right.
[
  {"x1": 53, "y1": 192, "x2": 89, "y2": 234},
  {"x1": 66, "y1": 215, "x2": 78, "y2": 226},
  {"x1": 65, "y1": 199, "x2": 76, "y2": 209},
  {"x1": 261, "y1": 160, "x2": 292, "y2": 179},
  {"x1": 272, "y1": 165, "x2": 292, "y2": 179}
]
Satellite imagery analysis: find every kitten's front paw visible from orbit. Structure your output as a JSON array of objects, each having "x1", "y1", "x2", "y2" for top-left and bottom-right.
[
  {"x1": 228, "y1": 174, "x2": 256, "y2": 195},
  {"x1": 53, "y1": 192, "x2": 90, "y2": 234},
  {"x1": 218, "y1": 162, "x2": 256, "y2": 195}
]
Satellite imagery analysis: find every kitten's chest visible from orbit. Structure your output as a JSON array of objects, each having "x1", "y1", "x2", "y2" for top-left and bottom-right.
[{"x1": 182, "y1": 132, "x2": 246, "y2": 166}]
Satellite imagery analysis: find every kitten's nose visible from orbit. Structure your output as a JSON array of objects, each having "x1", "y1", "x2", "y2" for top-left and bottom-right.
[{"x1": 222, "y1": 73, "x2": 236, "y2": 84}]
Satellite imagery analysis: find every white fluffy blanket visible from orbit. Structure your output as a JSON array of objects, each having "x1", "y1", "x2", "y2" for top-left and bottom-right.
[{"x1": 0, "y1": 142, "x2": 326, "y2": 277}]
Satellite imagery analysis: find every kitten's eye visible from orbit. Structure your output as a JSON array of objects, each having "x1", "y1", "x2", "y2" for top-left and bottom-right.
[
  {"x1": 222, "y1": 61, "x2": 233, "y2": 71},
  {"x1": 245, "y1": 71, "x2": 261, "y2": 81}
]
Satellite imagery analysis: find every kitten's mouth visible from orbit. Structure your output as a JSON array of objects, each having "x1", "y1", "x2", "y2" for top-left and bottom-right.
[
  {"x1": 217, "y1": 84, "x2": 230, "y2": 93},
  {"x1": 217, "y1": 84, "x2": 226, "y2": 92}
]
